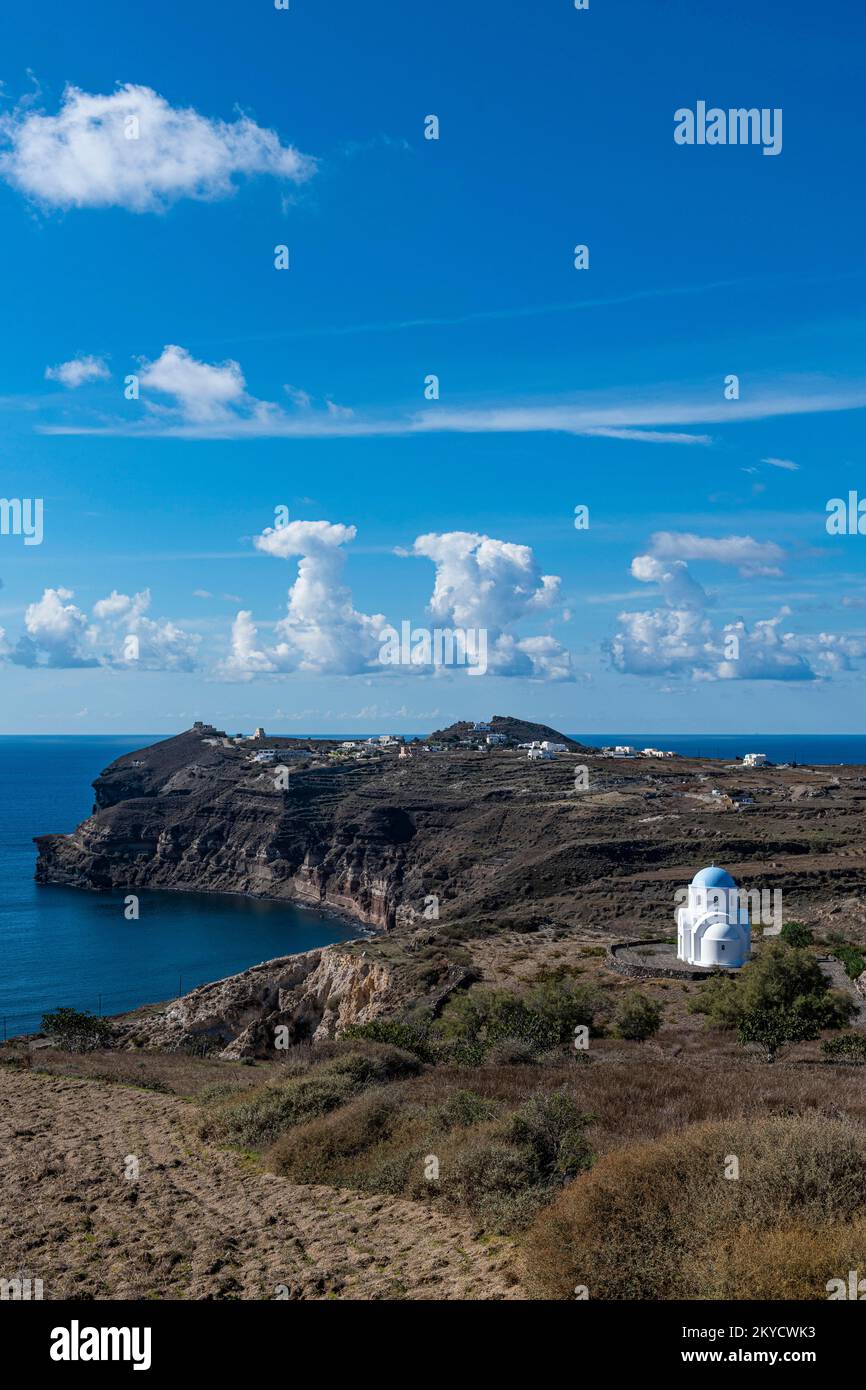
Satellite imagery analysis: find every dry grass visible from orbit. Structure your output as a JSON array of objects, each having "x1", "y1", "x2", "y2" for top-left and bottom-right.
[
  {"x1": 522, "y1": 1113, "x2": 866, "y2": 1299},
  {"x1": 0, "y1": 1043, "x2": 269, "y2": 1097}
]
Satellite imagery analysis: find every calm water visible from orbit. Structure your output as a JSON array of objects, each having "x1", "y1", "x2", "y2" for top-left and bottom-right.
[
  {"x1": 0, "y1": 736, "x2": 362, "y2": 1038},
  {"x1": 573, "y1": 734, "x2": 866, "y2": 764}
]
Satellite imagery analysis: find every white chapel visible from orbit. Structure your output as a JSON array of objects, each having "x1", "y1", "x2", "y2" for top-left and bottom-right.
[{"x1": 676, "y1": 865, "x2": 750, "y2": 969}]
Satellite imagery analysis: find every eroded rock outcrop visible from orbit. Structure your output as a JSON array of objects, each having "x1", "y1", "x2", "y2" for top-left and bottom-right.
[{"x1": 117, "y1": 945, "x2": 397, "y2": 1057}]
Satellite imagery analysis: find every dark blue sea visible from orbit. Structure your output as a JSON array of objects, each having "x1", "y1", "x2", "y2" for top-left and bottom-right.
[
  {"x1": 572, "y1": 734, "x2": 866, "y2": 764},
  {"x1": 0, "y1": 736, "x2": 362, "y2": 1039}
]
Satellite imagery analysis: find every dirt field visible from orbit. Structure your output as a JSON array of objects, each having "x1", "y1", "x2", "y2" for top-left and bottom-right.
[{"x1": 0, "y1": 1067, "x2": 522, "y2": 1300}]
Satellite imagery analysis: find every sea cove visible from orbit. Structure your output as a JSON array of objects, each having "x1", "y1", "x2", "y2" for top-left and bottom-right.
[{"x1": 0, "y1": 736, "x2": 362, "y2": 1038}]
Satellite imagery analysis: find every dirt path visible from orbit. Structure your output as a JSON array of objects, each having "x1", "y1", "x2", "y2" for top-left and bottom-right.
[{"x1": 0, "y1": 1069, "x2": 522, "y2": 1300}]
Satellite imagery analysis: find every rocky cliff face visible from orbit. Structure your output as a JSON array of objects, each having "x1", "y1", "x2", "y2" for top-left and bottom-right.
[
  {"x1": 116, "y1": 944, "x2": 398, "y2": 1057},
  {"x1": 35, "y1": 727, "x2": 413, "y2": 928},
  {"x1": 35, "y1": 724, "x2": 866, "y2": 941}
]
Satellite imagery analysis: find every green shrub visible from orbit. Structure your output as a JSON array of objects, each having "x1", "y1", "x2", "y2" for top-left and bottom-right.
[
  {"x1": 41, "y1": 1007, "x2": 114, "y2": 1053},
  {"x1": 738, "y1": 1004, "x2": 821, "y2": 1063},
  {"x1": 780, "y1": 922, "x2": 813, "y2": 948},
  {"x1": 612, "y1": 992, "x2": 662, "y2": 1042},
  {"x1": 833, "y1": 945, "x2": 865, "y2": 980},
  {"x1": 823, "y1": 1033, "x2": 866, "y2": 1064},
  {"x1": 268, "y1": 1079, "x2": 590, "y2": 1233},
  {"x1": 341, "y1": 1018, "x2": 434, "y2": 1062},
  {"x1": 268, "y1": 1087, "x2": 404, "y2": 1184},
  {"x1": 524, "y1": 978, "x2": 610, "y2": 1041},
  {"x1": 432, "y1": 982, "x2": 602, "y2": 1063},
  {"x1": 687, "y1": 972, "x2": 741, "y2": 1027},
  {"x1": 692, "y1": 940, "x2": 851, "y2": 1040},
  {"x1": 437, "y1": 1089, "x2": 593, "y2": 1230}
]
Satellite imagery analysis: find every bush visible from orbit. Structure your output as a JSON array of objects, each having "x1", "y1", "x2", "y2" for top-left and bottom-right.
[
  {"x1": 268, "y1": 1080, "x2": 591, "y2": 1232},
  {"x1": 833, "y1": 945, "x2": 865, "y2": 981},
  {"x1": 524, "y1": 978, "x2": 610, "y2": 1041},
  {"x1": 523, "y1": 1113, "x2": 866, "y2": 1299},
  {"x1": 341, "y1": 1018, "x2": 434, "y2": 1062},
  {"x1": 612, "y1": 992, "x2": 661, "y2": 1042},
  {"x1": 484, "y1": 1036, "x2": 539, "y2": 1067},
  {"x1": 780, "y1": 922, "x2": 813, "y2": 948},
  {"x1": 41, "y1": 1007, "x2": 114, "y2": 1053},
  {"x1": 268, "y1": 1087, "x2": 405, "y2": 1184},
  {"x1": 435, "y1": 1089, "x2": 593, "y2": 1231},
  {"x1": 691, "y1": 940, "x2": 851, "y2": 1042},
  {"x1": 198, "y1": 1043, "x2": 420, "y2": 1149},
  {"x1": 433, "y1": 988, "x2": 558, "y2": 1060},
  {"x1": 823, "y1": 1033, "x2": 866, "y2": 1064},
  {"x1": 738, "y1": 1004, "x2": 821, "y2": 1063}
]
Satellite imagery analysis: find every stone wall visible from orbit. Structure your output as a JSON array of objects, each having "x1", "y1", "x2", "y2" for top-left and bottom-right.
[{"x1": 607, "y1": 940, "x2": 718, "y2": 982}]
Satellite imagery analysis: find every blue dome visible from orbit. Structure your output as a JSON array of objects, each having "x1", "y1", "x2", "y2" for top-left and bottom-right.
[{"x1": 692, "y1": 865, "x2": 737, "y2": 889}]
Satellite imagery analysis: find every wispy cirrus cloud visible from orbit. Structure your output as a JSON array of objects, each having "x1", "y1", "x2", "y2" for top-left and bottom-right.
[
  {"x1": 32, "y1": 344, "x2": 866, "y2": 443},
  {"x1": 762, "y1": 456, "x2": 800, "y2": 471}
]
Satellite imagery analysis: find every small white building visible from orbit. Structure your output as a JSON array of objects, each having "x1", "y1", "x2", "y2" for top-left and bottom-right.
[
  {"x1": 472, "y1": 721, "x2": 492, "y2": 732},
  {"x1": 541, "y1": 741, "x2": 568, "y2": 752},
  {"x1": 252, "y1": 749, "x2": 277, "y2": 763},
  {"x1": 528, "y1": 747, "x2": 554, "y2": 761},
  {"x1": 743, "y1": 752, "x2": 768, "y2": 767},
  {"x1": 486, "y1": 733, "x2": 507, "y2": 746},
  {"x1": 676, "y1": 866, "x2": 750, "y2": 969}
]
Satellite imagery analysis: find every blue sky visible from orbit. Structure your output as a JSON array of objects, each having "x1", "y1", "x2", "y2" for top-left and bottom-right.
[{"x1": 0, "y1": 0, "x2": 864, "y2": 733}]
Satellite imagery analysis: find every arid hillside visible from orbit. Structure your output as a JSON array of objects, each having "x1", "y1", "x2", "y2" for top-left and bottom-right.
[
  {"x1": 0, "y1": 1057, "x2": 521, "y2": 1301},
  {"x1": 34, "y1": 723, "x2": 866, "y2": 937}
]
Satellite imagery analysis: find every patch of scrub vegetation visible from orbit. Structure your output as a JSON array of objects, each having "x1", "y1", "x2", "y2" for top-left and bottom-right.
[
  {"x1": 523, "y1": 1113, "x2": 866, "y2": 1299},
  {"x1": 429, "y1": 978, "x2": 614, "y2": 1065},
  {"x1": 41, "y1": 1007, "x2": 115, "y2": 1052},
  {"x1": 196, "y1": 1042, "x2": 420, "y2": 1149},
  {"x1": 823, "y1": 1033, "x2": 866, "y2": 1064},
  {"x1": 346, "y1": 974, "x2": 621, "y2": 1067},
  {"x1": 829, "y1": 942, "x2": 865, "y2": 980},
  {"x1": 268, "y1": 1081, "x2": 593, "y2": 1232},
  {"x1": 688, "y1": 940, "x2": 853, "y2": 1060}
]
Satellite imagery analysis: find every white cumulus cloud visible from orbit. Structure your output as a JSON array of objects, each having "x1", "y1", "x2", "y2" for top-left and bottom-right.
[
  {"x1": 0, "y1": 84, "x2": 315, "y2": 211},
  {"x1": 220, "y1": 521, "x2": 385, "y2": 679},
  {"x1": 139, "y1": 345, "x2": 249, "y2": 424},
  {"x1": 8, "y1": 587, "x2": 199, "y2": 670},
  {"x1": 409, "y1": 530, "x2": 572, "y2": 680},
  {"x1": 45, "y1": 355, "x2": 109, "y2": 388}
]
